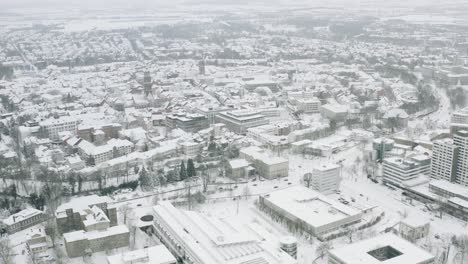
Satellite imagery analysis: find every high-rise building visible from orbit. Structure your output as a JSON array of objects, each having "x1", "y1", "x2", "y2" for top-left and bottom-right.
[
  {"x1": 454, "y1": 130, "x2": 468, "y2": 186},
  {"x1": 430, "y1": 139, "x2": 459, "y2": 182},
  {"x1": 430, "y1": 130, "x2": 468, "y2": 187}
]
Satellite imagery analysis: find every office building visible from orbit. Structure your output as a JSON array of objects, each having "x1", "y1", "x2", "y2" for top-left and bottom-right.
[
  {"x1": 240, "y1": 146, "x2": 289, "y2": 179},
  {"x1": 216, "y1": 110, "x2": 269, "y2": 134},
  {"x1": 310, "y1": 164, "x2": 341, "y2": 195},
  {"x1": 383, "y1": 155, "x2": 431, "y2": 188},
  {"x1": 166, "y1": 113, "x2": 209, "y2": 133},
  {"x1": 328, "y1": 234, "x2": 434, "y2": 264},
  {"x1": 259, "y1": 186, "x2": 361, "y2": 239}
]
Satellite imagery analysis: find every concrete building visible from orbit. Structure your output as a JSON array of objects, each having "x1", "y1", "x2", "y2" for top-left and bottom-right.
[
  {"x1": 429, "y1": 131, "x2": 468, "y2": 187},
  {"x1": 2, "y1": 208, "x2": 47, "y2": 234},
  {"x1": 310, "y1": 164, "x2": 341, "y2": 194},
  {"x1": 320, "y1": 104, "x2": 348, "y2": 121},
  {"x1": 399, "y1": 218, "x2": 430, "y2": 242},
  {"x1": 227, "y1": 159, "x2": 251, "y2": 179},
  {"x1": 430, "y1": 139, "x2": 458, "y2": 182},
  {"x1": 107, "y1": 245, "x2": 177, "y2": 264},
  {"x1": 372, "y1": 138, "x2": 395, "y2": 162},
  {"x1": 55, "y1": 195, "x2": 117, "y2": 234},
  {"x1": 77, "y1": 123, "x2": 122, "y2": 143},
  {"x1": 152, "y1": 202, "x2": 296, "y2": 264},
  {"x1": 64, "y1": 223, "x2": 129, "y2": 258},
  {"x1": 328, "y1": 234, "x2": 435, "y2": 264},
  {"x1": 259, "y1": 186, "x2": 361, "y2": 239},
  {"x1": 454, "y1": 130, "x2": 468, "y2": 186},
  {"x1": 196, "y1": 106, "x2": 231, "y2": 124},
  {"x1": 166, "y1": 113, "x2": 209, "y2": 133},
  {"x1": 216, "y1": 110, "x2": 269, "y2": 134},
  {"x1": 178, "y1": 141, "x2": 202, "y2": 157},
  {"x1": 39, "y1": 116, "x2": 79, "y2": 140},
  {"x1": 77, "y1": 138, "x2": 134, "y2": 165},
  {"x1": 383, "y1": 155, "x2": 431, "y2": 188},
  {"x1": 451, "y1": 108, "x2": 468, "y2": 133},
  {"x1": 289, "y1": 97, "x2": 321, "y2": 113},
  {"x1": 406, "y1": 179, "x2": 468, "y2": 221},
  {"x1": 26, "y1": 228, "x2": 50, "y2": 255},
  {"x1": 240, "y1": 146, "x2": 288, "y2": 179}
]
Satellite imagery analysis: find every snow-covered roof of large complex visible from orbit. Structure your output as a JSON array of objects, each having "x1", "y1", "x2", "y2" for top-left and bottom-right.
[
  {"x1": 107, "y1": 245, "x2": 176, "y2": 264},
  {"x1": 430, "y1": 179, "x2": 468, "y2": 200},
  {"x1": 261, "y1": 186, "x2": 361, "y2": 228},
  {"x1": 329, "y1": 234, "x2": 434, "y2": 264},
  {"x1": 3, "y1": 208, "x2": 43, "y2": 225},
  {"x1": 152, "y1": 202, "x2": 296, "y2": 264}
]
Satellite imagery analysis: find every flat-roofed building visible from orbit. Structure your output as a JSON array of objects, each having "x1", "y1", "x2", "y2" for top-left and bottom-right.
[
  {"x1": 259, "y1": 186, "x2": 362, "y2": 239},
  {"x1": 64, "y1": 224, "x2": 129, "y2": 258},
  {"x1": 240, "y1": 146, "x2": 289, "y2": 179},
  {"x1": 166, "y1": 113, "x2": 209, "y2": 133},
  {"x1": 310, "y1": 163, "x2": 341, "y2": 195},
  {"x1": 107, "y1": 245, "x2": 177, "y2": 264},
  {"x1": 328, "y1": 234, "x2": 435, "y2": 264},
  {"x1": 40, "y1": 116, "x2": 79, "y2": 140},
  {"x1": 454, "y1": 130, "x2": 468, "y2": 186},
  {"x1": 2, "y1": 208, "x2": 47, "y2": 234},
  {"x1": 216, "y1": 110, "x2": 269, "y2": 134},
  {"x1": 152, "y1": 202, "x2": 297, "y2": 264},
  {"x1": 431, "y1": 139, "x2": 458, "y2": 182},
  {"x1": 399, "y1": 217, "x2": 430, "y2": 242},
  {"x1": 196, "y1": 106, "x2": 231, "y2": 124},
  {"x1": 383, "y1": 155, "x2": 431, "y2": 188}
]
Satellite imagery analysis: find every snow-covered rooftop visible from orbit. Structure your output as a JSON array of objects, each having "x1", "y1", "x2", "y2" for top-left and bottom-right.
[{"x1": 329, "y1": 234, "x2": 434, "y2": 264}]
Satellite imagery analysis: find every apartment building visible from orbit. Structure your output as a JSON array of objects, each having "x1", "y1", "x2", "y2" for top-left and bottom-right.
[
  {"x1": 430, "y1": 139, "x2": 458, "y2": 182},
  {"x1": 454, "y1": 130, "x2": 468, "y2": 186}
]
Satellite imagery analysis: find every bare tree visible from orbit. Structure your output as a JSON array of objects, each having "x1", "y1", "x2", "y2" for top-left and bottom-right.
[
  {"x1": 452, "y1": 235, "x2": 468, "y2": 264},
  {"x1": 315, "y1": 242, "x2": 331, "y2": 260},
  {"x1": 45, "y1": 219, "x2": 58, "y2": 247},
  {"x1": 303, "y1": 173, "x2": 313, "y2": 188},
  {"x1": 200, "y1": 171, "x2": 211, "y2": 193},
  {"x1": 0, "y1": 238, "x2": 13, "y2": 264},
  {"x1": 344, "y1": 226, "x2": 356, "y2": 243},
  {"x1": 119, "y1": 203, "x2": 131, "y2": 225}
]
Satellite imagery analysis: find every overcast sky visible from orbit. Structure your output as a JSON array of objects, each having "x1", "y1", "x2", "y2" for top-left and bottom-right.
[{"x1": 1, "y1": 0, "x2": 466, "y2": 12}]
